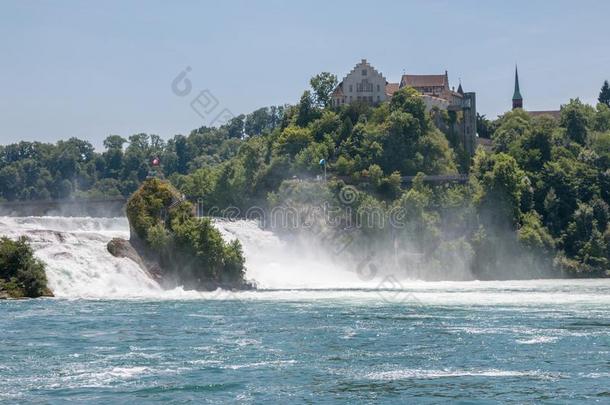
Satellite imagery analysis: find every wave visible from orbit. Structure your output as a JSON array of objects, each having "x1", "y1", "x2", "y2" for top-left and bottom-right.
[{"x1": 363, "y1": 368, "x2": 563, "y2": 380}]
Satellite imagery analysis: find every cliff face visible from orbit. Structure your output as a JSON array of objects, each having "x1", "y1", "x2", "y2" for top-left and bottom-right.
[
  {"x1": 107, "y1": 235, "x2": 163, "y2": 283},
  {"x1": 108, "y1": 178, "x2": 253, "y2": 291}
]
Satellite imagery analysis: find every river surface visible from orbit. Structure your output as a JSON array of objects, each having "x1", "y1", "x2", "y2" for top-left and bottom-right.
[
  {"x1": 0, "y1": 217, "x2": 609, "y2": 402},
  {"x1": 2, "y1": 282, "x2": 610, "y2": 403}
]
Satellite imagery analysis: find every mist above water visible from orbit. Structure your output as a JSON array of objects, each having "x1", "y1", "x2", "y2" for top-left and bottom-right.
[{"x1": 0, "y1": 216, "x2": 601, "y2": 302}]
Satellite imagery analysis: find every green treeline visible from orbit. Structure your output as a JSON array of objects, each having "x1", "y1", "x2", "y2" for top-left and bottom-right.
[{"x1": 2, "y1": 78, "x2": 610, "y2": 278}]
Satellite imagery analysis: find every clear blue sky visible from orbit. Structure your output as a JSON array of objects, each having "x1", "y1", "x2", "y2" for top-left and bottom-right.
[{"x1": 1, "y1": 0, "x2": 609, "y2": 149}]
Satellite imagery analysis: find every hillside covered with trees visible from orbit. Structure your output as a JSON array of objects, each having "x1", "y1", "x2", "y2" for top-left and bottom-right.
[{"x1": 2, "y1": 76, "x2": 610, "y2": 278}]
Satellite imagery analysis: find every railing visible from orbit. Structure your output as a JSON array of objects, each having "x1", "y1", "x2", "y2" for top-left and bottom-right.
[
  {"x1": 334, "y1": 174, "x2": 469, "y2": 187},
  {"x1": 401, "y1": 174, "x2": 469, "y2": 184}
]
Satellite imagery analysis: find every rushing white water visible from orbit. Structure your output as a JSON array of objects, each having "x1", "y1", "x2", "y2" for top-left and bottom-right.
[
  {"x1": 213, "y1": 219, "x2": 379, "y2": 289},
  {"x1": 1, "y1": 216, "x2": 609, "y2": 303},
  {"x1": 0, "y1": 216, "x2": 375, "y2": 297},
  {"x1": 0, "y1": 216, "x2": 163, "y2": 298}
]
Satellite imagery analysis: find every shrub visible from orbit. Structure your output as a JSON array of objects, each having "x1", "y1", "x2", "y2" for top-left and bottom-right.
[
  {"x1": 126, "y1": 178, "x2": 247, "y2": 288},
  {"x1": 0, "y1": 236, "x2": 51, "y2": 298}
]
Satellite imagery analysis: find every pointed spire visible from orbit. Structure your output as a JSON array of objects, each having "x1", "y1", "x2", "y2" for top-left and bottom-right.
[
  {"x1": 513, "y1": 65, "x2": 522, "y2": 100},
  {"x1": 457, "y1": 78, "x2": 464, "y2": 94},
  {"x1": 512, "y1": 65, "x2": 523, "y2": 109}
]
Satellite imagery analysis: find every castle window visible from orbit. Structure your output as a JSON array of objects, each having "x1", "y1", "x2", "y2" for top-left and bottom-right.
[
  {"x1": 349, "y1": 85, "x2": 353, "y2": 92},
  {"x1": 362, "y1": 69, "x2": 367, "y2": 76},
  {"x1": 357, "y1": 79, "x2": 373, "y2": 93},
  {"x1": 377, "y1": 84, "x2": 380, "y2": 92}
]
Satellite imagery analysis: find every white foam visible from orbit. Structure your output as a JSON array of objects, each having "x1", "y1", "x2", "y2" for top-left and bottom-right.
[
  {"x1": 1, "y1": 216, "x2": 609, "y2": 303},
  {"x1": 516, "y1": 336, "x2": 559, "y2": 344},
  {"x1": 213, "y1": 219, "x2": 374, "y2": 289},
  {"x1": 0, "y1": 216, "x2": 161, "y2": 298},
  {"x1": 365, "y1": 368, "x2": 561, "y2": 380}
]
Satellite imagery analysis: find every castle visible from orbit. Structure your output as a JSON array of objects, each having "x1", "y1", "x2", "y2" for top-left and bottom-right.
[{"x1": 330, "y1": 59, "x2": 477, "y2": 156}]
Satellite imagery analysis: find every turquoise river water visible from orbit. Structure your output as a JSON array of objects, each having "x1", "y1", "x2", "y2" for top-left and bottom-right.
[
  {"x1": 0, "y1": 217, "x2": 608, "y2": 403},
  {"x1": 1, "y1": 282, "x2": 609, "y2": 403}
]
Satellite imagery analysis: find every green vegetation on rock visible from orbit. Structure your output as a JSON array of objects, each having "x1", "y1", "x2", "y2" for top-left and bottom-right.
[
  {"x1": 126, "y1": 178, "x2": 248, "y2": 289},
  {"x1": 0, "y1": 236, "x2": 51, "y2": 298}
]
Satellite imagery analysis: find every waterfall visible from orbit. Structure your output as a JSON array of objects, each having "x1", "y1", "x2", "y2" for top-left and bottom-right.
[
  {"x1": 0, "y1": 216, "x2": 377, "y2": 298},
  {"x1": 1, "y1": 216, "x2": 607, "y2": 304},
  {"x1": 0, "y1": 216, "x2": 162, "y2": 298},
  {"x1": 212, "y1": 219, "x2": 380, "y2": 289}
]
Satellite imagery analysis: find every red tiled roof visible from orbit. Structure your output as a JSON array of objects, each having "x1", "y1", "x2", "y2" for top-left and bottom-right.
[
  {"x1": 401, "y1": 74, "x2": 447, "y2": 88},
  {"x1": 528, "y1": 110, "x2": 561, "y2": 120},
  {"x1": 332, "y1": 82, "x2": 344, "y2": 96},
  {"x1": 385, "y1": 82, "x2": 400, "y2": 96}
]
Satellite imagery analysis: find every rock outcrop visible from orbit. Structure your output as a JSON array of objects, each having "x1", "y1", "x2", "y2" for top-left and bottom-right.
[{"x1": 107, "y1": 178, "x2": 253, "y2": 291}]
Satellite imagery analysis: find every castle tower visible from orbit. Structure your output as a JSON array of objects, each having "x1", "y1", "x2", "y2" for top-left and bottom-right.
[{"x1": 512, "y1": 65, "x2": 523, "y2": 110}]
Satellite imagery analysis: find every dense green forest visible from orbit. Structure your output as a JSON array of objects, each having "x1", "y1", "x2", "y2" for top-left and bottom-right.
[{"x1": 2, "y1": 77, "x2": 610, "y2": 278}]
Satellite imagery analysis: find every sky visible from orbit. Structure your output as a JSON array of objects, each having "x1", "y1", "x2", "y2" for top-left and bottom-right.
[{"x1": 1, "y1": 0, "x2": 609, "y2": 150}]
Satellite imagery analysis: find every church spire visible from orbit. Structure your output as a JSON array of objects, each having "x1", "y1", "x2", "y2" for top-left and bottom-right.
[{"x1": 512, "y1": 65, "x2": 523, "y2": 109}]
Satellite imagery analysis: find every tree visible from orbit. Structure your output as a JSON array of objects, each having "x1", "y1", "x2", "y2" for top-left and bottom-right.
[
  {"x1": 176, "y1": 135, "x2": 195, "y2": 174},
  {"x1": 102, "y1": 135, "x2": 126, "y2": 178},
  {"x1": 309, "y1": 110, "x2": 341, "y2": 142},
  {"x1": 476, "y1": 113, "x2": 492, "y2": 139},
  {"x1": 599, "y1": 80, "x2": 610, "y2": 107},
  {"x1": 492, "y1": 109, "x2": 531, "y2": 152},
  {"x1": 310, "y1": 72, "x2": 338, "y2": 108},
  {"x1": 510, "y1": 115, "x2": 554, "y2": 172},
  {"x1": 0, "y1": 166, "x2": 21, "y2": 200},
  {"x1": 103, "y1": 135, "x2": 127, "y2": 150},
  {"x1": 123, "y1": 133, "x2": 152, "y2": 181},
  {"x1": 472, "y1": 151, "x2": 527, "y2": 227},
  {"x1": 0, "y1": 236, "x2": 50, "y2": 298},
  {"x1": 389, "y1": 87, "x2": 429, "y2": 132},
  {"x1": 560, "y1": 98, "x2": 593, "y2": 145},
  {"x1": 276, "y1": 126, "x2": 313, "y2": 158},
  {"x1": 594, "y1": 103, "x2": 610, "y2": 132},
  {"x1": 126, "y1": 178, "x2": 248, "y2": 288},
  {"x1": 224, "y1": 115, "x2": 245, "y2": 139},
  {"x1": 562, "y1": 202, "x2": 604, "y2": 262},
  {"x1": 296, "y1": 91, "x2": 317, "y2": 127},
  {"x1": 379, "y1": 95, "x2": 455, "y2": 175},
  {"x1": 245, "y1": 107, "x2": 271, "y2": 136}
]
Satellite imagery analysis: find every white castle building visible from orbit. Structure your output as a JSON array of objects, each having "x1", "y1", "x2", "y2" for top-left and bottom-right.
[{"x1": 330, "y1": 59, "x2": 477, "y2": 156}]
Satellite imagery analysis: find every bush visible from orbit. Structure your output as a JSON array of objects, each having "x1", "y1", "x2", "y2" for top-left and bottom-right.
[
  {"x1": 126, "y1": 178, "x2": 247, "y2": 289},
  {"x1": 0, "y1": 236, "x2": 51, "y2": 298}
]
